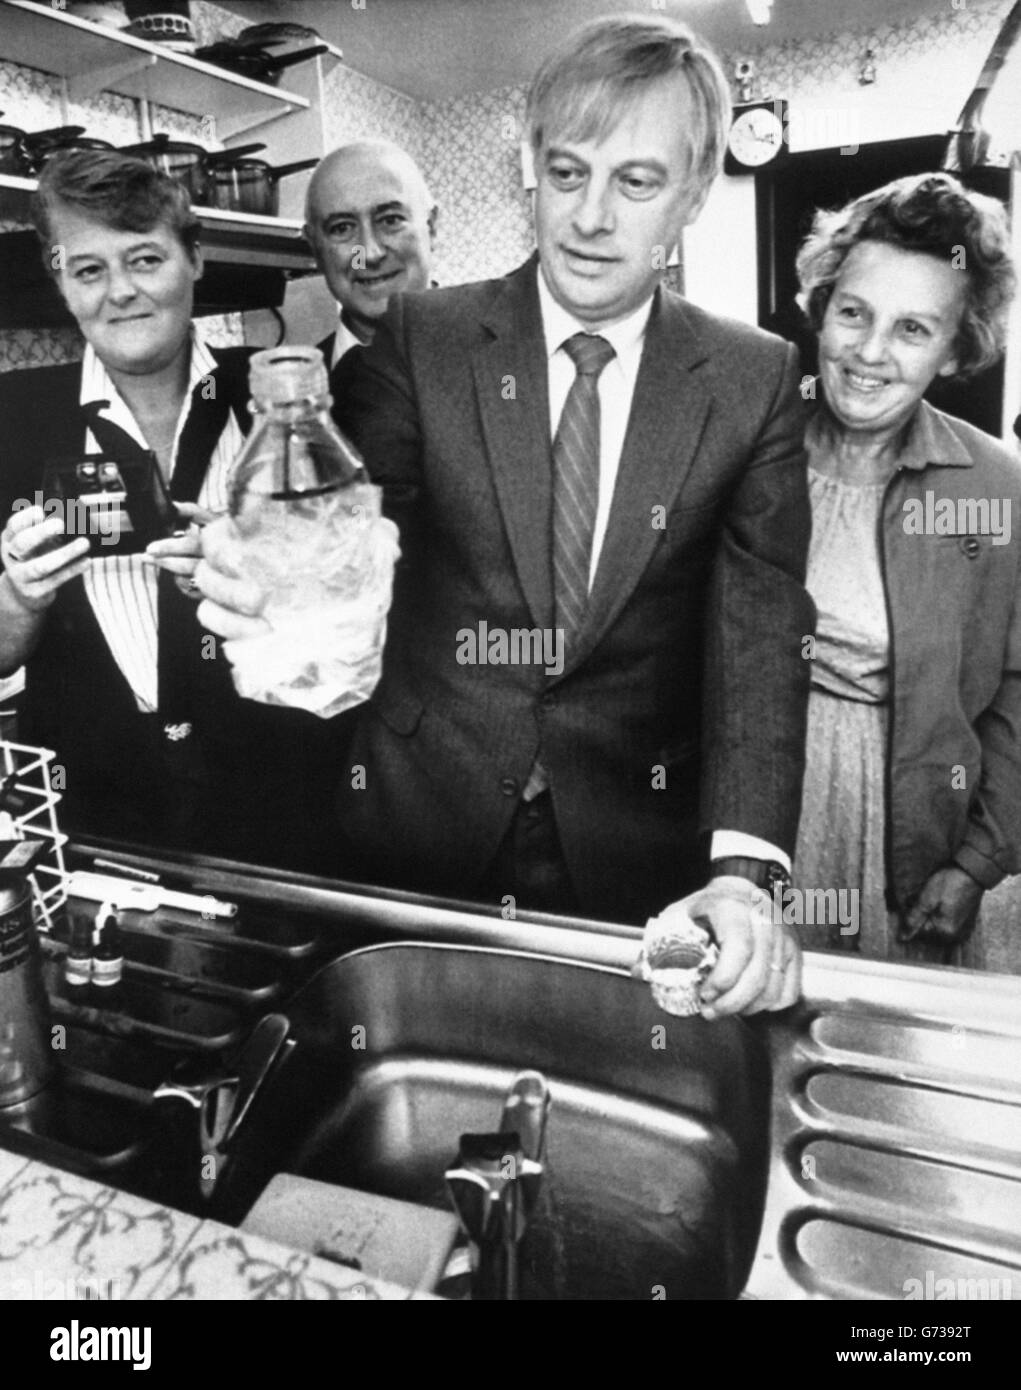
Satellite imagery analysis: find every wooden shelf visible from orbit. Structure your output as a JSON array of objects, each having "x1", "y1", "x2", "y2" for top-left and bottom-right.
[
  {"x1": 197, "y1": 207, "x2": 315, "y2": 276},
  {"x1": 0, "y1": 172, "x2": 315, "y2": 271},
  {"x1": 1, "y1": 0, "x2": 315, "y2": 138}
]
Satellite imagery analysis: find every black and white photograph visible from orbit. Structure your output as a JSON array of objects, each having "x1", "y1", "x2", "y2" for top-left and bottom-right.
[{"x1": 0, "y1": 0, "x2": 1019, "y2": 1348}]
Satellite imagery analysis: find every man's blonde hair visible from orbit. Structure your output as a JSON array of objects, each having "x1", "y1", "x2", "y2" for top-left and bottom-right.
[{"x1": 525, "y1": 14, "x2": 731, "y2": 204}]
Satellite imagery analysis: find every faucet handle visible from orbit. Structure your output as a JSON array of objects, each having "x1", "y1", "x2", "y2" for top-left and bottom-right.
[
  {"x1": 445, "y1": 1131, "x2": 528, "y2": 1301},
  {"x1": 153, "y1": 1013, "x2": 290, "y2": 1200},
  {"x1": 499, "y1": 1069, "x2": 551, "y2": 1166}
]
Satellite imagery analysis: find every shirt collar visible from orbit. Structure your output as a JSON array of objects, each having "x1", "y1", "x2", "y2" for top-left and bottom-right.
[
  {"x1": 808, "y1": 395, "x2": 976, "y2": 471},
  {"x1": 78, "y1": 327, "x2": 214, "y2": 409},
  {"x1": 331, "y1": 311, "x2": 366, "y2": 369},
  {"x1": 897, "y1": 398, "x2": 975, "y2": 470},
  {"x1": 536, "y1": 264, "x2": 654, "y2": 367}
]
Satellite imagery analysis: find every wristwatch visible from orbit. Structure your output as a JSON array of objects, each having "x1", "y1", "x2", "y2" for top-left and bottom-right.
[{"x1": 710, "y1": 856, "x2": 791, "y2": 898}]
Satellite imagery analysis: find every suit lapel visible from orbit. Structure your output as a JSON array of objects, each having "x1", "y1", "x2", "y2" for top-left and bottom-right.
[
  {"x1": 471, "y1": 257, "x2": 555, "y2": 631},
  {"x1": 566, "y1": 289, "x2": 713, "y2": 675}
]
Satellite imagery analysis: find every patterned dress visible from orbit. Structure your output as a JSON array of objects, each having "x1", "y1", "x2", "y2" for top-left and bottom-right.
[{"x1": 793, "y1": 421, "x2": 1019, "y2": 970}]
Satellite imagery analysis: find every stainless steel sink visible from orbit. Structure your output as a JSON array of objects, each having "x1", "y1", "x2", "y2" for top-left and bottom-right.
[{"x1": 217, "y1": 941, "x2": 772, "y2": 1300}]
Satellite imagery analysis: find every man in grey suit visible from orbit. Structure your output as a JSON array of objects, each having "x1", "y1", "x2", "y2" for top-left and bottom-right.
[{"x1": 199, "y1": 15, "x2": 814, "y2": 1018}]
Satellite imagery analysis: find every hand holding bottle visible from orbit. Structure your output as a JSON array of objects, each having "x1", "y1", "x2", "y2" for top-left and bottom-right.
[{"x1": 195, "y1": 515, "x2": 272, "y2": 639}]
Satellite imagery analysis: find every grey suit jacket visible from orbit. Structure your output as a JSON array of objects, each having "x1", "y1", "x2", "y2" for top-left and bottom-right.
[{"x1": 332, "y1": 256, "x2": 814, "y2": 922}]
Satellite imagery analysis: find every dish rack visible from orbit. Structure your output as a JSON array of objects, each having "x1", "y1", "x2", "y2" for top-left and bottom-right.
[{"x1": 0, "y1": 739, "x2": 69, "y2": 932}]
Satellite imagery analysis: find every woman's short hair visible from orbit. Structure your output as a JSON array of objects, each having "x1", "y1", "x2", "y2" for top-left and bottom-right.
[
  {"x1": 796, "y1": 172, "x2": 1016, "y2": 379},
  {"x1": 525, "y1": 14, "x2": 731, "y2": 206},
  {"x1": 31, "y1": 148, "x2": 201, "y2": 268}
]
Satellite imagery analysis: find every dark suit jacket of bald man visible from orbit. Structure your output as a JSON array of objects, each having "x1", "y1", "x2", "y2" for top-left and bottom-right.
[{"x1": 330, "y1": 255, "x2": 815, "y2": 924}]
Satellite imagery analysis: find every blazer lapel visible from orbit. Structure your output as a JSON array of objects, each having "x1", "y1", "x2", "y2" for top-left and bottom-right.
[
  {"x1": 171, "y1": 352, "x2": 248, "y2": 503},
  {"x1": 566, "y1": 290, "x2": 713, "y2": 675},
  {"x1": 471, "y1": 257, "x2": 555, "y2": 631}
]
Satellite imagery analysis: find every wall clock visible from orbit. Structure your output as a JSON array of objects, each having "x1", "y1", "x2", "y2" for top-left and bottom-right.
[{"x1": 724, "y1": 100, "x2": 788, "y2": 174}]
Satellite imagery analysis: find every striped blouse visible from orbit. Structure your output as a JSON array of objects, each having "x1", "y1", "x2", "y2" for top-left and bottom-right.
[{"x1": 78, "y1": 331, "x2": 245, "y2": 713}]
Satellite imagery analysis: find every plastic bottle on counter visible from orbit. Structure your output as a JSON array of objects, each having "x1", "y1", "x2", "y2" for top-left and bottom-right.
[
  {"x1": 220, "y1": 345, "x2": 400, "y2": 719},
  {"x1": 91, "y1": 900, "x2": 124, "y2": 1007}
]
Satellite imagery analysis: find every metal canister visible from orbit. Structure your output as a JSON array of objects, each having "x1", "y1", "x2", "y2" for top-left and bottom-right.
[{"x1": 0, "y1": 877, "x2": 54, "y2": 1107}]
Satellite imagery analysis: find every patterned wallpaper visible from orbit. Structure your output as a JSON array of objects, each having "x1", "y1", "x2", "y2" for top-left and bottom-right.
[
  {"x1": 421, "y1": 84, "x2": 533, "y2": 287},
  {"x1": 320, "y1": 62, "x2": 424, "y2": 162}
]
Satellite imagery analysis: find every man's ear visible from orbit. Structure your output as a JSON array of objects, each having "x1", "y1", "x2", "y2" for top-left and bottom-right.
[
  {"x1": 680, "y1": 182, "x2": 713, "y2": 229},
  {"x1": 189, "y1": 244, "x2": 204, "y2": 281},
  {"x1": 303, "y1": 224, "x2": 327, "y2": 274}
]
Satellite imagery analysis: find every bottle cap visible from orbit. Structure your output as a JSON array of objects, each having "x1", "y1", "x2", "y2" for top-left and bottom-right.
[{"x1": 248, "y1": 346, "x2": 329, "y2": 408}]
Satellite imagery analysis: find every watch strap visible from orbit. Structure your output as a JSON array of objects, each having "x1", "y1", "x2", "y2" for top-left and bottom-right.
[{"x1": 710, "y1": 856, "x2": 791, "y2": 893}]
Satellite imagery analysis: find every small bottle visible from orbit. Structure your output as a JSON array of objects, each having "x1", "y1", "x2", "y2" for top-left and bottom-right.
[
  {"x1": 64, "y1": 913, "x2": 93, "y2": 996},
  {"x1": 90, "y1": 900, "x2": 124, "y2": 1007}
]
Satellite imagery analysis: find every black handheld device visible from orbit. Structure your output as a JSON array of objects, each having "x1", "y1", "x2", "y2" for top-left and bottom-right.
[{"x1": 41, "y1": 452, "x2": 180, "y2": 556}]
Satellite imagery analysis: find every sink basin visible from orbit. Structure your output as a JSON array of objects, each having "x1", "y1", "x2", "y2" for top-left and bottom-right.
[{"x1": 217, "y1": 942, "x2": 772, "y2": 1300}]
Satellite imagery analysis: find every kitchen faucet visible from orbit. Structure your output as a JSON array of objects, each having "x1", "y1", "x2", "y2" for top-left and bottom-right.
[{"x1": 444, "y1": 1070, "x2": 550, "y2": 1300}]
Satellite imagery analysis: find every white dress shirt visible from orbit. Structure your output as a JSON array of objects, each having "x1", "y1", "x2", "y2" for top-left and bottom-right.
[
  {"x1": 79, "y1": 331, "x2": 244, "y2": 713},
  {"x1": 535, "y1": 267, "x2": 790, "y2": 873}
]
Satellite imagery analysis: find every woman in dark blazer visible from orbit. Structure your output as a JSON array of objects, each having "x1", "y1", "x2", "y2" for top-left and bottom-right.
[
  {"x1": 792, "y1": 172, "x2": 1021, "y2": 968},
  {"x1": 0, "y1": 150, "x2": 334, "y2": 869}
]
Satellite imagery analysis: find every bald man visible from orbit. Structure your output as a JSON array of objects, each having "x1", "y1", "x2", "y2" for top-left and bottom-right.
[{"x1": 304, "y1": 139, "x2": 438, "y2": 369}]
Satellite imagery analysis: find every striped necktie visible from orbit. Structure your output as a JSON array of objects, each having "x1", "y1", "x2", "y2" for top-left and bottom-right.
[{"x1": 552, "y1": 332, "x2": 616, "y2": 646}]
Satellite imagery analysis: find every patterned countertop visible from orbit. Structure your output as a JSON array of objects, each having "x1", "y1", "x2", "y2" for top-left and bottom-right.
[{"x1": 0, "y1": 1149, "x2": 435, "y2": 1301}]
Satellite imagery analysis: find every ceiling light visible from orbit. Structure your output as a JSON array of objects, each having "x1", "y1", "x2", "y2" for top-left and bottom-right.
[{"x1": 746, "y1": 0, "x2": 773, "y2": 24}]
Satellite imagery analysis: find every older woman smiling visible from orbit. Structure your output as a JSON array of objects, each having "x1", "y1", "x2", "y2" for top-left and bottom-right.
[
  {"x1": 0, "y1": 150, "x2": 335, "y2": 867},
  {"x1": 793, "y1": 172, "x2": 1021, "y2": 967}
]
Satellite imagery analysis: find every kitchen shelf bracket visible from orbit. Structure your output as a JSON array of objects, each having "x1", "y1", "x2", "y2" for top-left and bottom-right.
[
  {"x1": 66, "y1": 52, "x2": 157, "y2": 104},
  {"x1": 216, "y1": 105, "x2": 301, "y2": 144}
]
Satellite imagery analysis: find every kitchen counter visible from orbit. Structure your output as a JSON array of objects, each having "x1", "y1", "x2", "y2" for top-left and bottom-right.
[
  {"x1": 2, "y1": 844, "x2": 1020, "y2": 1301},
  {"x1": 0, "y1": 1151, "x2": 434, "y2": 1300}
]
